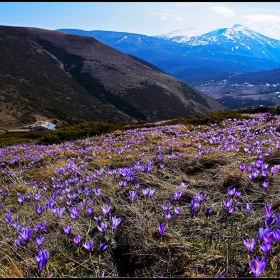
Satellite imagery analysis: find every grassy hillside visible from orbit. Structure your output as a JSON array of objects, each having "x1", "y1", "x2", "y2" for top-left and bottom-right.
[
  {"x1": 0, "y1": 25, "x2": 228, "y2": 128},
  {"x1": 0, "y1": 108, "x2": 280, "y2": 277}
]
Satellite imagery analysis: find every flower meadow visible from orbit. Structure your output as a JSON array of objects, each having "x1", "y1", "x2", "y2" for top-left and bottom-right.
[{"x1": 1, "y1": 112, "x2": 280, "y2": 277}]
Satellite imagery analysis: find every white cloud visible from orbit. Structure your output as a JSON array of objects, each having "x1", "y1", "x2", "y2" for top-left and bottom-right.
[
  {"x1": 263, "y1": 25, "x2": 280, "y2": 39},
  {"x1": 174, "y1": 16, "x2": 182, "y2": 21},
  {"x1": 151, "y1": 11, "x2": 183, "y2": 22},
  {"x1": 244, "y1": 14, "x2": 280, "y2": 25},
  {"x1": 244, "y1": 14, "x2": 280, "y2": 40},
  {"x1": 152, "y1": 12, "x2": 173, "y2": 17},
  {"x1": 210, "y1": 6, "x2": 234, "y2": 18}
]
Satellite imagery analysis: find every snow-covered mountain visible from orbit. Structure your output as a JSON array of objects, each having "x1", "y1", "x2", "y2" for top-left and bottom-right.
[
  {"x1": 155, "y1": 27, "x2": 217, "y2": 43},
  {"x1": 155, "y1": 24, "x2": 280, "y2": 62}
]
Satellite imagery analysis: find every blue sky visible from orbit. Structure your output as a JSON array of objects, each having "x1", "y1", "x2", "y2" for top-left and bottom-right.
[{"x1": 1, "y1": 2, "x2": 280, "y2": 39}]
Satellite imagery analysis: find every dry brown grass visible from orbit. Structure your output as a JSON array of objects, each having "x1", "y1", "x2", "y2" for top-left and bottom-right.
[{"x1": 0, "y1": 114, "x2": 280, "y2": 277}]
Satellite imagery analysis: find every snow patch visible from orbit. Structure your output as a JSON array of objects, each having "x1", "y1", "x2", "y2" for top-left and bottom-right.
[{"x1": 116, "y1": 36, "x2": 128, "y2": 43}]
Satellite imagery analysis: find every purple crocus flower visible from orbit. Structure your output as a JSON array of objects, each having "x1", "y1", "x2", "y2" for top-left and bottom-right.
[
  {"x1": 129, "y1": 190, "x2": 137, "y2": 201},
  {"x1": 35, "y1": 248, "x2": 50, "y2": 271},
  {"x1": 261, "y1": 169, "x2": 268, "y2": 177},
  {"x1": 20, "y1": 227, "x2": 33, "y2": 242},
  {"x1": 255, "y1": 160, "x2": 264, "y2": 169},
  {"x1": 94, "y1": 188, "x2": 102, "y2": 196},
  {"x1": 14, "y1": 237, "x2": 23, "y2": 247},
  {"x1": 227, "y1": 188, "x2": 236, "y2": 197},
  {"x1": 236, "y1": 202, "x2": 242, "y2": 211},
  {"x1": 162, "y1": 202, "x2": 172, "y2": 213},
  {"x1": 244, "y1": 237, "x2": 257, "y2": 252},
  {"x1": 39, "y1": 222, "x2": 48, "y2": 233},
  {"x1": 174, "y1": 206, "x2": 181, "y2": 216},
  {"x1": 51, "y1": 208, "x2": 57, "y2": 216},
  {"x1": 194, "y1": 192, "x2": 207, "y2": 202},
  {"x1": 240, "y1": 163, "x2": 246, "y2": 172},
  {"x1": 57, "y1": 207, "x2": 66, "y2": 218},
  {"x1": 258, "y1": 227, "x2": 265, "y2": 240},
  {"x1": 249, "y1": 256, "x2": 266, "y2": 277},
  {"x1": 158, "y1": 222, "x2": 166, "y2": 236},
  {"x1": 84, "y1": 187, "x2": 90, "y2": 196},
  {"x1": 5, "y1": 212, "x2": 12, "y2": 223},
  {"x1": 12, "y1": 216, "x2": 19, "y2": 228},
  {"x1": 94, "y1": 216, "x2": 102, "y2": 223},
  {"x1": 71, "y1": 207, "x2": 79, "y2": 220},
  {"x1": 264, "y1": 203, "x2": 273, "y2": 217},
  {"x1": 142, "y1": 188, "x2": 156, "y2": 198},
  {"x1": 265, "y1": 216, "x2": 275, "y2": 228},
  {"x1": 73, "y1": 235, "x2": 82, "y2": 245},
  {"x1": 179, "y1": 182, "x2": 188, "y2": 188},
  {"x1": 252, "y1": 169, "x2": 260, "y2": 179},
  {"x1": 260, "y1": 242, "x2": 272, "y2": 255},
  {"x1": 78, "y1": 201, "x2": 86, "y2": 208},
  {"x1": 262, "y1": 182, "x2": 270, "y2": 190},
  {"x1": 112, "y1": 216, "x2": 123, "y2": 230},
  {"x1": 262, "y1": 228, "x2": 274, "y2": 244},
  {"x1": 87, "y1": 207, "x2": 94, "y2": 215},
  {"x1": 99, "y1": 242, "x2": 108, "y2": 252},
  {"x1": 245, "y1": 203, "x2": 252, "y2": 213},
  {"x1": 35, "y1": 235, "x2": 45, "y2": 247},
  {"x1": 102, "y1": 205, "x2": 111, "y2": 218},
  {"x1": 119, "y1": 181, "x2": 127, "y2": 187},
  {"x1": 35, "y1": 204, "x2": 44, "y2": 215},
  {"x1": 63, "y1": 225, "x2": 72, "y2": 235},
  {"x1": 142, "y1": 188, "x2": 150, "y2": 197},
  {"x1": 223, "y1": 198, "x2": 233, "y2": 208},
  {"x1": 83, "y1": 240, "x2": 94, "y2": 251},
  {"x1": 66, "y1": 199, "x2": 72, "y2": 206},
  {"x1": 273, "y1": 229, "x2": 280, "y2": 242},
  {"x1": 235, "y1": 191, "x2": 241, "y2": 199},
  {"x1": 270, "y1": 165, "x2": 280, "y2": 175},
  {"x1": 227, "y1": 206, "x2": 235, "y2": 215},
  {"x1": 149, "y1": 188, "x2": 156, "y2": 197},
  {"x1": 97, "y1": 222, "x2": 108, "y2": 233},
  {"x1": 172, "y1": 190, "x2": 183, "y2": 201},
  {"x1": 165, "y1": 212, "x2": 172, "y2": 220},
  {"x1": 18, "y1": 195, "x2": 26, "y2": 204},
  {"x1": 190, "y1": 200, "x2": 200, "y2": 217}
]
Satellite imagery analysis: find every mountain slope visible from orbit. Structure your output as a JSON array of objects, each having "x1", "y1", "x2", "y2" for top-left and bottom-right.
[
  {"x1": 225, "y1": 67, "x2": 280, "y2": 85},
  {"x1": 0, "y1": 25, "x2": 226, "y2": 129},
  {"x1": 57, "y1": 25, "x2": 280, "y2": 82}
]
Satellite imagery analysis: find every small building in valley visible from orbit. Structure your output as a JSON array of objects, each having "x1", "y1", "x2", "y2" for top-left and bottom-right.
[
  {"x1": 30, "y1": 122, "x2": 56, "y2": 132},
  {"x1": 6, "y1": 121, "x2": 56, "y2": 134}
]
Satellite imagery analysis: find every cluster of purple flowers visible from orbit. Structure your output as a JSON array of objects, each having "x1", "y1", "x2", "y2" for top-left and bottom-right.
[
  {"x1": 222, "y1": 188, "x2": 253, "y2": 215},
  {"x1": 2, "y1": 111, "x2": 280, "y2": 278},
  {"x1": 244, "y1": 203, "x2": 280, "y2": 277},
  {"x1": 190, "y1": 192, "x2": 207, "y2": 218},
  {"x1": 142, "y1": 188, "x2": 156, "y2": 198}
]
